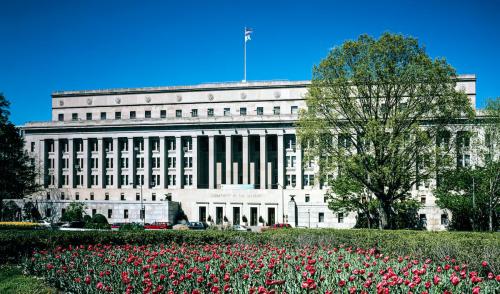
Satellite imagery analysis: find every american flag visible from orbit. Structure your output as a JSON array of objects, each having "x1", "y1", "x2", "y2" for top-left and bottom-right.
[{"x1": 245, "y1": 27, "x2": 253, "y2": 42}]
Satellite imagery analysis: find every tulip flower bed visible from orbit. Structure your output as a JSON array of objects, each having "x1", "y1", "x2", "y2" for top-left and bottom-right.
[{"x1": 26, "y1": 243, "x2": 499, "y2": 293}]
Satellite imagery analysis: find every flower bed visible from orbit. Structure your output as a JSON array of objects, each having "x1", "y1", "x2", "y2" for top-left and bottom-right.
[
  {"x1": 0, "y1": 221, "x2": 41, "y2": 230},
  {"x1": 26, "y1": 243, "x2": 499, "y2": 293}
]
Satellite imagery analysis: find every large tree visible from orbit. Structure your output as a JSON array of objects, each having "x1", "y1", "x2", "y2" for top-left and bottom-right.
[
  {"x1": 297, "y1": 33, "x2": 473, "y2": 229},
  {"x1": 0, "y1": 93, "x2": 40, "y2": 218}
]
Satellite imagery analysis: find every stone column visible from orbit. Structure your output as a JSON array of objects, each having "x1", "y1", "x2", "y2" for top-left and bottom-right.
[
  {"x1": 82, "y1": 138, "x2": 89, "y2": 188},
  {"x1": 144, "y1": 136, "x2": 150, "y2": 189},
  {"x1": 160, "y1": 136, "x2": 166, "y2": 188},
  {"x1": 259, "y1": 135, "x2": 267, "y2": 189},
  {"x1": 296, "y1": 136, "x2": 302, "y2": 189},
  {"x1": 175, "y1": 136, "x2": 182, "y2": 189},
  {"x1": 39, "y1": 139, "x2": 47, "y2": 187},
  {"x1": 68, "y1": 139, "x2": 74, "y2": 188},
  {"x1": 192, "y1": 136, "x2": 198, "y2": 188},
  {"x1": 113, "y1": 138, "x2": 120, "y2": 188},
  {"x1": 54, "y1": 139, "x2": 60, "y2": 188},
  {"x1": 277, "y1": 134, "x2": 284, "y2": 189},
  {"x1": 225, "y1": 135, "x2": 232, "y2": 185},
  {"x1": 128, "y1": 137, "x2": 135, "y2": 187},
  {"x1": 242, "y1": 135, "x2": 249, "y2": 185},
  {"x1": 97, "y1": 138, "x2": 105, "y2": 188},
  {"x1": 208, "y1": 135, "x2": 215, "y2": 189}
]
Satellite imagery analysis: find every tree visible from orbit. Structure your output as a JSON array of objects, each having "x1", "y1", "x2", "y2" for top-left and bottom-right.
[
  {"x1": 434, "y1": 98, "x2": 499, "y2": 231},
  {"x1": 298, "y1": 33, "x2": 473, "y2": 229},
  {"x1": 0, "y1": 93, "x2": 40, "y2": 213},
  {"x1": 60, "y1": 201, "x2": 86, "y2": 222}
]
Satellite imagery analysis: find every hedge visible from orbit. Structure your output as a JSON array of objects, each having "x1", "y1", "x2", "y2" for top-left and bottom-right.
[{"x1": 0, "y1": 229, "x2": 498, "y2": 272}]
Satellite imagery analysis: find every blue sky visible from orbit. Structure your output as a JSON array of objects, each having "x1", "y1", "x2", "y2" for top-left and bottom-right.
[{"x1": 1, "y1": 0, "x2": 499, "y2": 125}]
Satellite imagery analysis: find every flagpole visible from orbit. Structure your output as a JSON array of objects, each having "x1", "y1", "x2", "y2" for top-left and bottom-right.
[{"x1": 243, "y1": 27, "x2": 247, "y2": 82}]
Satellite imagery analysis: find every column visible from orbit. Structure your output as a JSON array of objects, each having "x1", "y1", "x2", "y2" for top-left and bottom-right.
[
  {"x1": 277, "y1": 134, "x2": 284, "y2": 189},
  {"x1": 160, "y1": 136, "x2": 166, "y2": 188},
  {"x1": 97, "y1": 138, "x2": 105, "y2": 188},
  {"x1": 242, "y1": 135, "x2": 249, "y2": 185},
  {"x1": 54, "y1": 139, "x2": 60, "y2": 188},
  {"x1": 175, "y1": 136, "x2": 182, "y2": 189},
  {"x1": 208, "y1": 135, "x2": 215, "y2": 189},
  {"x1": 39, "y1": 139, "x2": 47, "y2": 187},
  {"x1": 113, "y1": 138, "x2": 120, "y2": 188},
  {"x1": 144, "y1": 136, "x2": 150, "y2": 188},
  {"x1": 83, "y1": 138, "x2": 89, "y2": 188},
  {"x1": 296, "y1": 136, "x2": 302, "y2": 189},
  {"x1": 68, "y1": 138, "x2": 74, "y2": 188},
  {"x1": 225, "y1": 135, "x2": 232, "y2": 185},
  {"x1": 192, "y1": 136, "x2": 198, "y2": 188},
  {"x1": 259, "y1": 135, "x2": 267, "y2": 189},
  {"x1": 128, "y1": 137, "x2": 135, "y2": 187}
]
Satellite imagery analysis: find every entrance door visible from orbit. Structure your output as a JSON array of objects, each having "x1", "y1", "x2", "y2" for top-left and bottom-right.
[
  {"x1": 233, "y1": 207, "x2": 240, "y2": 225},
  {"x1": 216, "y1": 207, "x2": 223, "y2": 225},
  {"x1": 199, "y1": 206, "x2": 207, "y2": 222},
  {"x1": 250, "y1": 207, "x2": 258, "y2": 226},
  {"x1": 268, "y1": 207, "x2": 276, "y2": 226}
]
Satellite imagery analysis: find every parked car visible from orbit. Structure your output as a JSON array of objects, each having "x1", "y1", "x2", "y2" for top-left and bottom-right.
[
  {"x1": 232, "y1": 224, "x2": 251, "y2": 231},
  {"x1": 37, "y1": 220, "x2": 52, "y2": 228},
  {"x1": 187, "y1": 222, "x2": 207, "y2": 230},
  {"x1": 144, "y1": 222, "x2": 172, "y2": 230},
  {"x1": 270, "y1": 223, "x2": 292, "y2": 229}
]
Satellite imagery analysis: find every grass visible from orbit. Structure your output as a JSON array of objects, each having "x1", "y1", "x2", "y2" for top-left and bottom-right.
[{"x1": 0, "y1": 265, "x2": 57, "y2": 294}]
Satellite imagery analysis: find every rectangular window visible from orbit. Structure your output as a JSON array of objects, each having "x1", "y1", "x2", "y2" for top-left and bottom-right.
[
  {"x1": 338, "y1": 213, "x2": 344, "y2": 223},
  {"x1": 145, "y1": 110, "x2": 151, "y2": 118},
  {"x1": 86, "y1": 113, "x2": 92, "y2": 120},
  {"x1": 100, "y1": 112, "x2": 107, "y2": 120},
  {"x1": 115, "y1": 112, "x2": 121, "y2": 119},
  {"x1": 92, "y1": 209, "x2": 96, "y2": 216},
  {"x1": 305, "y1": 194, "x2": 310, "y2": 203},
  {"x1": 121, "y1": 193, "x2": 125, "y2": 201},
  {"x1": 420, "y1": 196, "x2": 426, "y2": 204},
  {"x1": 291, "y1": 106, "x2": 298, "y2": 114},
  {"x1": 441, "y1": 214, "x2": 448, "y2": 225},
  {"x1": 136, "y1": 193, "x2": 140, "y2": 201},
  {"x1": 72, "y1": 113, "x2": 78, "y2": 121},
  {"x1": 124, "y1": 209, "x2": 128, "y2": 219},
  {"x1": 224, "y1": 108, "x2": 230, "y2": 116},
  {"x1": 152, "y1": 193, "x2": 156, "y2": 201},
  {"x1": 176, "y1": 110, "x2": 182, "y2": 118},
  {"x1": 30, "y1": 142, "x2": 35, "y2": 152},
  {"x1": 191, "y1": 109, "x2": 198, "y2": 117},
  {"x1": 160, "y1": 110, "x2": 166, "y2": 118},
  {"x1": 207, "y1": 108, "x2": 214, "y2": 117},
  {"x1": 60, "y1": 192, "x2": 65, "y2": 200},
  {"x1": 240, "y1": 107, "x2": 247, "y2": 116},
  {"x1": 90, "y1": 192, "x2": 94, "y2": 200},
  {"x1": 75, "y1": 192, "x2": 79, "y2": 200},
  {"x1": 130, "y1": 111, "x2": 136, "y2": 119},
  {"x1": 108, "y1": 209, "x2": 112, "y2": 219},
  {"x1": 58, "y1": 113, "x2": 64, "y2": 121},
  {"x1": 256, "y1": 107, "x2": 264, "y2": 116},
  {"x1": 273, "y1": 106, "x2": 280, "y2": 115},
  {"x1": 318, "y1": 213, "x2": 324, "y2": 223},
  {"x1": 105, "y1": 193, "x2": 109, "y2": 201}
]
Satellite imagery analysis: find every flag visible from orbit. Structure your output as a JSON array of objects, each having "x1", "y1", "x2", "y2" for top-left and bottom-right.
[{"x1": 245, "y1": 27, "x2": 253, "y2": 42}]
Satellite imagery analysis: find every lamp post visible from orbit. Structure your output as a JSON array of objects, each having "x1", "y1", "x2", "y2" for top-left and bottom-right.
[{"x1": 276, "y1": 183, "x2": 285, "y2": 224}]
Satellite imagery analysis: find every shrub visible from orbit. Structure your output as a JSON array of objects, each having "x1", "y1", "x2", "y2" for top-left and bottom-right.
[
  {"x1": 119, "y1": 223, "x2": 144, "y2": 231},
  {"x1": 0, "y1": 222, "x2": 41, "y2": 230}
]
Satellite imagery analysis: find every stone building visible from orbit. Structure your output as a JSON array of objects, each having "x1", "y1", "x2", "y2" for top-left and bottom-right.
[{"x1": 20, "y1": 75, "x2": 479, "y2": 230}]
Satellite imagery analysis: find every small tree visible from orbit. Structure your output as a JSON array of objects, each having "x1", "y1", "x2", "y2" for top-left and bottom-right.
[
  {"x1": 1, "y1": 200, "x2": 20, "y2": 221},
  {"x1": 61, "y1": 202, "x2": 86, "y2": 222}
]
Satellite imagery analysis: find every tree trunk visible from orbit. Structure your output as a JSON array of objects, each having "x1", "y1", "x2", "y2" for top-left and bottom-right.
[{"x1": 379, "y1": 201, "x2": 393, "y2": 229}]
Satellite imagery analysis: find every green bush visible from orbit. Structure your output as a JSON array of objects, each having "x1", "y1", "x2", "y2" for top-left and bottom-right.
[
  {"x1": 119, "y1": 223, "x2": 144, "y2": 231},
  {"x1": 84, "y1": 214, "x2": 110, "y2": 229},
  {"x1": 0, "y1": 229, "x2": 498, "y2": 272}
]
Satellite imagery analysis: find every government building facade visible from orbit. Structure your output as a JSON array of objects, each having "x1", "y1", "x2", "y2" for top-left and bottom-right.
[{"x1": 21, "y1": 75, "x2": 478, "y2": 230}]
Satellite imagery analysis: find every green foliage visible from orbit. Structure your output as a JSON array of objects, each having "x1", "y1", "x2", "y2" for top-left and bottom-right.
[
  {"x1": 119, "y1": 223, "x2": 144, "y2": 231},
  {"x1": 0, "y1": 201, "x2": 20, "y2": 221},
  {"x1": 435, "y1": 165, "x2": 499, "y2": 231},
  {"x1": 84, "y1": 214, "x2": 110, "y2": 230},
  {"x1": 0, "y1": 94, "x2": 40, "y2": 215},
  {"x1": 0, "y1": 265, "x2": 56, "y2": 294},
  {"x1": 60, "y1": 202, "x2": 85, "y2": 222},
  {"x1": 297, "y1": 33, "x2": 473, "y2": 229},
  {"x1": 21, "y1": 201, "x2": 41, "y2": 222},
  {"x1": 0, "y1": 229, "x2": 498, "y2": 272}
]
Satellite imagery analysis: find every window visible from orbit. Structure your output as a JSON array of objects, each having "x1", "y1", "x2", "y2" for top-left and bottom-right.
[
  {"x1": 257, "y1": 107, "x2": 264, "y2": 116},
  {"x1": 72, "y1": 113, "x2": 78, "y2": 121},
  {"x1": 124, "y1": 209, "x2": 129, "y2": 219},
  {"x1": 152, "y1": 139, "x2": 160, "y2": 152},
  {"x1": 86, "y1": 113, "x2": 92, "y2": 120},
  {"x1": 58, "y1": 114, "x2": 64, "y2": 121},
  {"x1": 90, "y1": 192, "x2": 94, "y2": 200},
  {"x1": 420, "y1": 196, "x2": 426, "y2": 204},
  {"x1": 160, "y1": 110, "x2": 166, "y2": 118},
  {"x1": 100, "y1": 112, "x2": 107, "y2": 120},
  {"x1": 273, "y1": 106, "x2": 280, "y2": 115},
  {"x1": 105, "y1": 193, "x2": 109, "y2": 201},
  {"x1": 115, "y1": 112, "x2": 121, "y2": 119},
  {"x1": 30, "y1": 142, "x2": 35, "y2": 152},
  {"x1": 441, "y1": 214, "x2": 449, "y2": 225},
  {"x1": 420, "y1": 214, "x2": 427, "y2": 226},
  {"x1": 152, "y1": 193, "x2": 156, "y2": 201},
  {"x1": 304, "y1": 174, "x2": 314, "y2": 186},
  {"x1": 207, "y1": 108, "x2": 214, "y2": 117},
  {"x1": 191, "y1": 109, "x2": 198, "y2": 117},
  {"x1": 318, "y1": 213, "x2": 324, "y2": 223},
  {"x1": 75, "y1": 192, "x2": 79, "y2": 200},
  {"x1": 152, "y1": 174, "x2": 160, "y2": 187},
  {"x1": 136, "y1": 193, "x2": 140, "y2": 201},
  {"x1": 120, "y1": 175, "x2": 128, "y2": 186},
  {"x1": 224, "y1": 108, "x2": 230, "y2": 116},
  {"x1": 338, "y1": 213, "x2": 344, "y2": 223},
  {"x1": 176, "y1": 110, "x2": 182, "y2": 118},
  {"x1": 305, "y1": 194, "x2": 310, "y2": 203},
  {"x1": 130, "y1": 111, "x2": 136, "y2": 119},
  {"x1": 240, "y1": 107, "x2": 247, "y2": 116},
  {"x1": 121, "y1": 193, "x2": 125, "y2": 201},
  {"x1": 46, "y1": 192, "x2": 50, "y2": 200},
  {"x1": 108, "y1": 209, "x2": 112, "y2": 219},
  {"x1": 92, "y1": 209, "x2": 96, "y2": 216},
  {"x1": 60, "y1": 192, "x2": 65, "y2": 200},
  {"x1": 291, "y1": 106, "x2": 298, "y2": 114},
  {"x1": 145, "y1": 111, "x2": 151, "y2": 118}
]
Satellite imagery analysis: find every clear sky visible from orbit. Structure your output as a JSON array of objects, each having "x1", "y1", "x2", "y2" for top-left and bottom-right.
[{"x1": 1, "y1": 0, "x2": 499, "y2": 125}]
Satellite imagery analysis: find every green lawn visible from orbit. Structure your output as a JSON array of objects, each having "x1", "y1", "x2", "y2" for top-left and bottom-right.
[{"x1": 0, "y1": 265, "x2": 56, "y2": 294}]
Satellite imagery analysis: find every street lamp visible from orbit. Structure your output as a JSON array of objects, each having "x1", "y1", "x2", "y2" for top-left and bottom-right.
[{"x1": 276, "y1": 183, "x2": 285, "y2": 224}]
